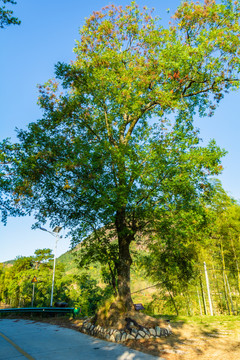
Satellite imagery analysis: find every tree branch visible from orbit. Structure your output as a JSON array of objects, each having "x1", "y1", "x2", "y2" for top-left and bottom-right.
[{"x1": 124, "y1": 101, "x2": 158, "y2": 144}]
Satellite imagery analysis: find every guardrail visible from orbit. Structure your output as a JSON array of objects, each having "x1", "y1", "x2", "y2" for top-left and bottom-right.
[{"x1": 0, "y1": 307, "x2": 75, "y2": 317}]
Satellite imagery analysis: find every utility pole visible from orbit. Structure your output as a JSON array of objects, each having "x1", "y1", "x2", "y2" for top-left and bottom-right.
[
  {"x1": 39, "y1": 226, "x2": 62, "y2": 307},
  {"x1": 31, "y1": 276, "x2": 37, "y2": 307}
]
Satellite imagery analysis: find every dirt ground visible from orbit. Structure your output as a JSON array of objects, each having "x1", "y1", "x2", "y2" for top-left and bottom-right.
[{"x1": 27, "y1": 316, "x2": 240, "y2": 360}]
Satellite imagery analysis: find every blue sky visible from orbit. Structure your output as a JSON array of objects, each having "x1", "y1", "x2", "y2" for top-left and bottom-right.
[{"x1": 0, "y1": 0, "x2": 239, "y2": 262}]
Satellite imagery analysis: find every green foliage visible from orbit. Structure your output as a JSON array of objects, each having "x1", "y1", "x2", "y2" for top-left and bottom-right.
[
  {"x1": 0, "y1": 1, "x2": 239, "y2": 306},
  {"x1": 136, "y1": 186, "x2": 240, "y2": 316},
  {"x1": 0, "y1": 249, "x2": 72, "y2": 307},
  {"x1": 34, "y1": 248, "x2": 54, "y2": 269},
  {"x1": 0, "y1": 248, "x2": 116, "y2": 312},
  {"x1": 0, "y1": 0, "x2": 20, "y2": 29},
  {"x1": 74, "y1": 272, "x2": 113, "y2": 316},
  {"x1": 137, "y1": 204, "x2": 213, "y2": 297},
  {"x1": 75, "y1": 227, "x2": 119, "y2": 295},
  {"x1": 1, "y1": 188, "x2": 240, "y2": 317}
]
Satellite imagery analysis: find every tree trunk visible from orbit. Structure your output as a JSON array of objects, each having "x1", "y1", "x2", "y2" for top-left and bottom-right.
[
  {"x1": 108, "y1": 262, "x2": 118, "y2": 296},
  {"x1": 115, "y1": 208, "x2": 134, "y2": 311},
  {"x1": 200, "y1": 274, "x2": 207, "y2": 315},
  {"x1": 230, "y1": 238, "x2": 240, "y2": 294},
  {"x1": 165, "y1": 283, "x2": 179, "y2": 316},
  {"x1": 117, "y1": 251, "x2": 133, "y2": 311},
  {"x1": 212, "y1": 261, "x2": 223, "y2": 314},
  {"x1": 220, "y1": 241, "x2": 231, "y2": 315}
]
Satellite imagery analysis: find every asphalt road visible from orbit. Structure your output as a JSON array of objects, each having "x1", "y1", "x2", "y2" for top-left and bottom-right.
[{"x1": 0, "y1": 319, "x2": 164, "y2": 360}]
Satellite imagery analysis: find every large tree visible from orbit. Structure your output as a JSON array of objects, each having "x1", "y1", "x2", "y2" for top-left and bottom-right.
[{"x1": 0, "y1": 1, "x2": 239, "y2": 311}]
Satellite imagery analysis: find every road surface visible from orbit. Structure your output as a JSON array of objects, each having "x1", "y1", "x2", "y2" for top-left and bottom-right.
[{"x1": 0, "y1": 319, "x2": 164, "y2": 360}]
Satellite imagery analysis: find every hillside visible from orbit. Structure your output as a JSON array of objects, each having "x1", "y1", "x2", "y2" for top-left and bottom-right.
[
  {"x1": 2, "y1": 260, "x2": 14, "y2": 266},
  {"x1": 57, "y1": 244, "x2": 155, "y2": 307}
]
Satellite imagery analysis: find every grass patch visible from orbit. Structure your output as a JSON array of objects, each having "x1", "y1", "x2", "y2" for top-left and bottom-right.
[{"x1": 152, "y1": 314, "x2": 240, "y2": 338}]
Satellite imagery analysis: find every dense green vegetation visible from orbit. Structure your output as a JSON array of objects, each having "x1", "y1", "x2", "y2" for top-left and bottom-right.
[
  {"x1": 0, "y1": 248, "x2": 115, "y2": 315},
  {"x1": 1, "y1": 184, "x2": 240, "y2": 317}
]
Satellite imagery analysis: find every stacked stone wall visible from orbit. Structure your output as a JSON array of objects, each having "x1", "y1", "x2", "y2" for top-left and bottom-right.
[{"x1": 81, "y1": 320, "x2": 172, "y2": 343}]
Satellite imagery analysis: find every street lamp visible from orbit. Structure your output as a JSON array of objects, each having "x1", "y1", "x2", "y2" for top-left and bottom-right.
[{"x1": 39, "y1": 226, "x2": 62, "y2": 307}]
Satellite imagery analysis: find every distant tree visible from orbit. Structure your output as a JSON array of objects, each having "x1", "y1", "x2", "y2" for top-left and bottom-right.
[
  {"x1": 1, "y1": 256, "x2": 34, "y2": 306},
  {"x1": 34, "y1": 248, "x2": 53, "y2": 269},
  {"x1": 0, "y1": 0, "x2": 20, "y2": 29},
  {"x1": 12, "y1": 256, "x2": 34, "y2": 272},
  {"x1": 208, "y1": 185, "x2": 240, "y2": 294},
  {"x1": 0, "y1": 250, "x2": 73, "y2": 307},
  {"x1": 0, "y1": 1, "x2": 239, "y2": 312}
]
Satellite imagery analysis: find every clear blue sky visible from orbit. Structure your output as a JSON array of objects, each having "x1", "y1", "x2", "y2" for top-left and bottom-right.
[{"x1": 0, "y1": 0, "x2": 239, "y2": 262}]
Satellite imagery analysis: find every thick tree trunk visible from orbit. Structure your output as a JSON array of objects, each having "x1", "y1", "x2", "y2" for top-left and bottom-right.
[
  {"x1": 117, "y1": 244, "x2": 133, "y2": 310},
  {"x1": 115, "y1": 208, "x2": 134, "y2": 311}
]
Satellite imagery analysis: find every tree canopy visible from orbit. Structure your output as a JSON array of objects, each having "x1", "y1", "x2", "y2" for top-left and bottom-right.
[
  {"x1": 0, "y1": 0, "x2": 239, "y2": 310},
  {"x1": 0, "y1": 0, "x2": 20, "y2": 29}
]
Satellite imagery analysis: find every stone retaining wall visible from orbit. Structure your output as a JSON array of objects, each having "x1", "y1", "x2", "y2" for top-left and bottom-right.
[{"x1": 81, "y1": 320, "x2": 172, "y2": 343}]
